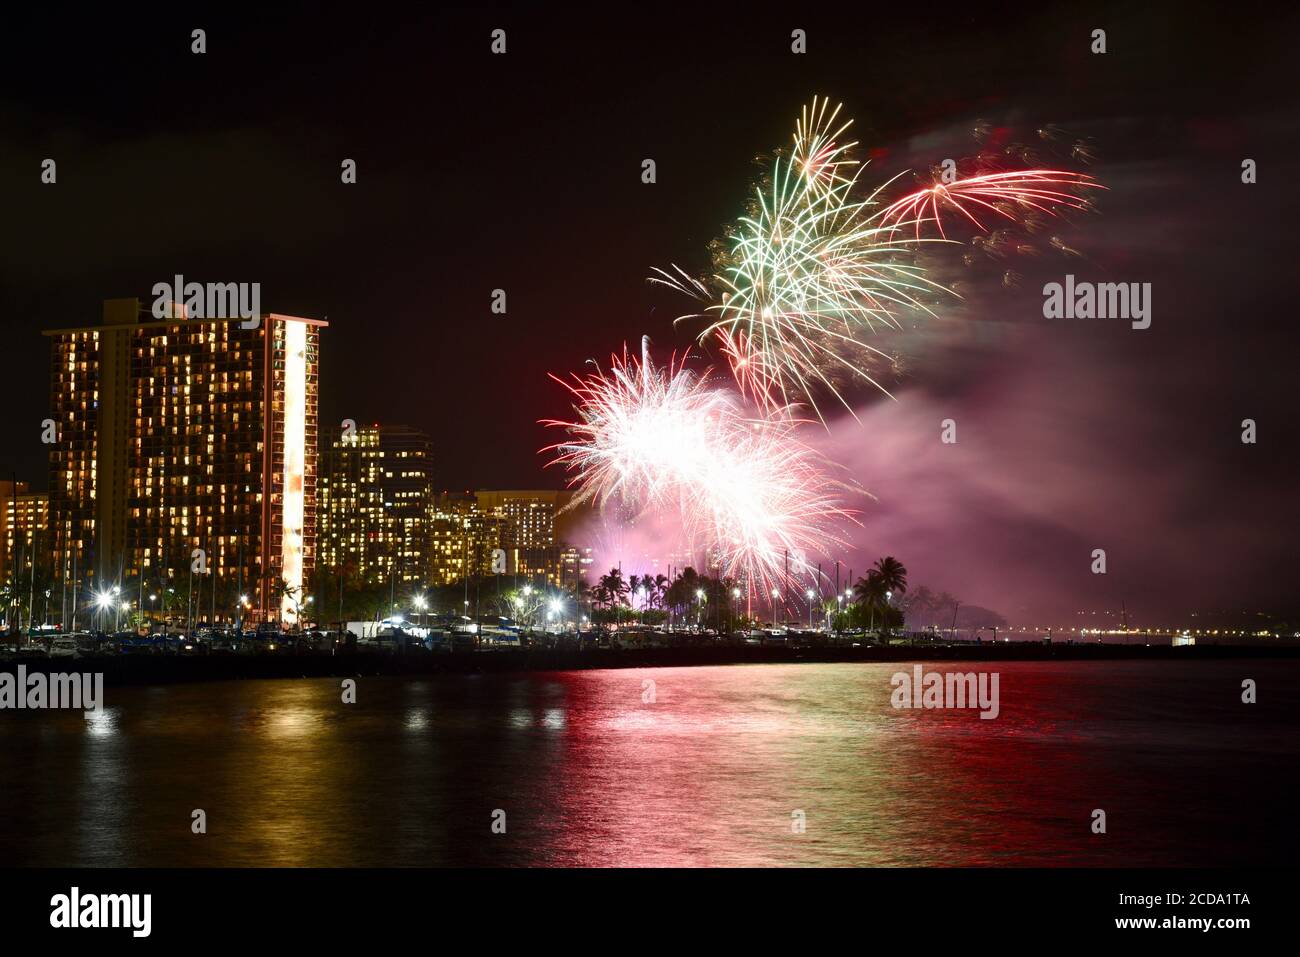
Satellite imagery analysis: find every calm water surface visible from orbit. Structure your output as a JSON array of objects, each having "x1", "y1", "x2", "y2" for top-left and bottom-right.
[{"x1": 1, "y1": 661, "x2": 1295, "y2": 866}]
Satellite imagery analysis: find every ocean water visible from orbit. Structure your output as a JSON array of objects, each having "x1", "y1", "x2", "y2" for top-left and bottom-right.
[{"x1": 1, "y1": 660, "x2": 1293, "y2": 866}]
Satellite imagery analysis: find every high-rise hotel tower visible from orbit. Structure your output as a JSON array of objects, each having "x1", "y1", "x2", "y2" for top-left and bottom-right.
[{"x1": 43, "y1": 298, "x2": 325, "y2": 624}]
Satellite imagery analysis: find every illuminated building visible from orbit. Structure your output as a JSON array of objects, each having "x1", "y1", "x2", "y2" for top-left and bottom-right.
[
  {"x1": 473, "y1": 490, "x2": 592, "y2": 587},
  {"x1": 558, "y1": 543, "x2": 594, "y2": 590},
  {"x1": 430, "y1": 492, "x2": 503, "y2": 586},
  {"x1": 43, "y1": 298, "x2": 325, "y2": 624},
  {"x1": 426, "y1": 490, "x2": 595, "y2": 588},
  {"x1": 0, "y1": 481, "x2": 49, "y2": 586},
  {"x1": 319, "y1": 424, "x2": 434, "y2": 586}
]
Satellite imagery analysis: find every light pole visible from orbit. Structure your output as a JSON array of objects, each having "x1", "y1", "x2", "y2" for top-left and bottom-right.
[
  {"x1": 806, "y1": 588, "x2": 815, "y2": 630},
  {"x1": 94, "y1": 590, "x2": 112, "y2": 632},
  {"x1": 771, "y1": 587, "x2": 780, "y2": 627},
  {"x1": 695, "y1": 588, "x2": 705, "y2": 631}
]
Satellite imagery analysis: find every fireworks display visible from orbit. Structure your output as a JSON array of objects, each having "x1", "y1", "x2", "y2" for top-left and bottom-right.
[
  {"x1": 652, "y1": 95, "x2": 1103, "y2": 417},
  {"x1": 548, "y1": 97, "x2": 1101, "y2": 598},
  {"x1": 543, "y1": 338, "x2": 852, "y2": 592}
]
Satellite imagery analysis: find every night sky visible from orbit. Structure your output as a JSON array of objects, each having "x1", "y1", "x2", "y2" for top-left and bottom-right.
[{"x1": 2, "y1": 3, "x2": 1296, "y2": 624}]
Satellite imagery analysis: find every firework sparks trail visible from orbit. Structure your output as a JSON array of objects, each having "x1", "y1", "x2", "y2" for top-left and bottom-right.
[
  {"x1": 651, "y1": 96, "x2": 1104, "y2": 419},
  {"x1": 542, "y1": 338, "x2": 855, "y2": 593},
  {"x1": 876, "y1": 170, "x2": 1100, "y2": 241}
]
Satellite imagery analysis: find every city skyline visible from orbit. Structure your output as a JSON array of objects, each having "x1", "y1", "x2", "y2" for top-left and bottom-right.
[
  {"x1": 5, "y1": 305, "x2": 603, "y2": 628},
  {"x1": 3, "y1": 321, "x2": 1289, "y2": 635},
  {"x1": 2, "y1": 6, "x2": 1297, "y2": 626}
]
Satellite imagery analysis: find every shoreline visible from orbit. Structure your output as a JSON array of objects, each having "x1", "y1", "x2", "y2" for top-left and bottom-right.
[{"x1": 3, "y1": 642, "x2": 1297, "y2": 688}]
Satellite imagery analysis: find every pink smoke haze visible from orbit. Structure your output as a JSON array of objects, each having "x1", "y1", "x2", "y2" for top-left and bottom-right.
[{"x1": 813, "y1": 323, "x2": 1294, "y2": 627}]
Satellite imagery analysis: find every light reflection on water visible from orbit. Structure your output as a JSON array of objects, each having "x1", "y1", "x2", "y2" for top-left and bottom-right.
[{"x1": 0, "y1": 661, "x2": 1295, "y2": 867}]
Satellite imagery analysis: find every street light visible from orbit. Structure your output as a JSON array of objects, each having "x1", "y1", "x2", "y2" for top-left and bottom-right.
[
  {"x1": 95, "y1": 591, "x2": 113, "y2": 631},
  {"x1": 806, "y1": 588, "x2": 815, "y2": 629}
]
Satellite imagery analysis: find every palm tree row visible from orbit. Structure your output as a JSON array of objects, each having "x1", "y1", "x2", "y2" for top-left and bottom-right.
[{"x1": 587, "y1": 566, "x2": 744, "y2": 631}]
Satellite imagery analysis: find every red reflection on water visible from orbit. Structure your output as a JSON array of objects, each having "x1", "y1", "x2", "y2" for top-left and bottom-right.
[{"x1": 521, "y1": 662, "x2": 1296, "y2": 866}]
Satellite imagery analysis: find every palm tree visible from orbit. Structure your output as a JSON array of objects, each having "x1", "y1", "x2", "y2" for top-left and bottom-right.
[
  {"x1": 851, "y1": 570, "x2": 881, "y2": 605},
  {"x1": 665, "y1": 567, "x2": 703, "y2": 628},
  {"x1": 269, "y1": 579, "x2": 300, "y2": 627},
  {"x1": 872, "y1": 556, "x2": 908, "y2": 597},
  {"x1": 853, "y1": 570, "x2": 887, "y2": 629},
  {"x1": 162, "y1": 587, "x2": 185, "y2": 622},
  {"x1": 596, "y1": 568, "x2": 630, "y2": 621},
  {"x1": 862, "y1": 557, "x2": 907, "y2": 640},
  {"x1": 646, "y1": 574, "x2": 668, "y2": 611},
  {"x1": 598, "y1": 568, "x2": 623, "y2": 598}
]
